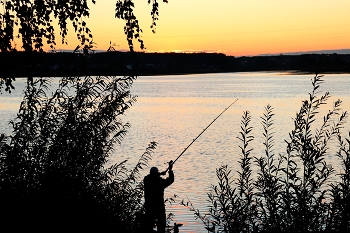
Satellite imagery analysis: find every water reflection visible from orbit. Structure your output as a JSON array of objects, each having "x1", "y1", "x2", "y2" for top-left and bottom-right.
[
  {"x1": 1, "y1": 73, "x2": 350, "y2": 232},
  {"x1": 115, "y1": 73, "x2": 350, "y2": 232}
]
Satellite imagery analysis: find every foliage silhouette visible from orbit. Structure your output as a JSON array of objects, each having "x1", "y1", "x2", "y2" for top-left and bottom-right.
[
  {"x1": 184, "y1": 74, "x2": 349, "y2": 232},
  {"x1": 0, "y1": 0, "x2": 170, "y2": 92},
  {"x1": 329, "y1": 132, "x2": 350, "y2": 231},
  {"x1": 0, "y1": 72, "x2": 158, "y2": 231},
  {"x1": 0, "y1": 0, "x2": 179, "y2": 232},
  {"x1": 0, "y1": 0, "x2": 169, "y2": 53}
]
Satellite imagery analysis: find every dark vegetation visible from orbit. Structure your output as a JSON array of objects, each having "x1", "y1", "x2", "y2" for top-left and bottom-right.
[
  {"x1": 0, "y1": 0, "x2": 173, "y2": 231},
  {"x1": 1, "y1": 0, "x2": 350, "y2": 232},
  {"x1": 185, "y1": 75, "x2": 350, "y2": 232},
  {"x1": 0, "y1": 0, "x2": 165, "y2": 92},
  {"x1": 0, "y1": 74, "x2": 159, "y2": 231},
  {"x1": 1, "y1": 51, "x2": 350, "y2": 79}
]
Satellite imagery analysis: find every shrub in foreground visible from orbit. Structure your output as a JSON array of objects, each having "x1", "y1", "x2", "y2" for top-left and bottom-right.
[
  {"x1": 188, "y1": 74, "x2": 350, "y2": 232},
  {"x1": 0, "y1": 75, "x2": 155, "y2": 232}
]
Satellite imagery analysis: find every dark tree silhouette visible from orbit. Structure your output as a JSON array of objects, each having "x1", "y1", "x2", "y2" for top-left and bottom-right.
[
  {"x1": 0, "y1": 0, "x2": 168, "y2": 231},
  {"x1": 0, "y1": 75, "x2": 158, "y2": 231},
  {"x1": 0, "y1": 0, "x2": 169, "y2": 91},
  {"x1": 0, "y1": 0, "x2": 168, "y2": 52}
]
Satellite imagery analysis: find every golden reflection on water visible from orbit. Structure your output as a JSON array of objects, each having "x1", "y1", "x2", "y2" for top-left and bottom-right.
[
  {"x1": 0, "y1": 102, "x2": 20, "y2": 111},
  {"x1": 1, "y1": 73, "x2": 350, "y2": 232},
  {"x1": 118, "y1": 94, "x2": 350, "y2": 232}
]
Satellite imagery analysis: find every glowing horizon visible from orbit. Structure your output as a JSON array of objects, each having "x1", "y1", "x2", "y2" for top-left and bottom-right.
[{"x1": 10, "y1": 0, "x2": 350, "y2": 56}]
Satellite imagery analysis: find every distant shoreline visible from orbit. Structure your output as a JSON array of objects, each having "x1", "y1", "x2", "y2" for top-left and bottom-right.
[{"x1": 1, "y1": 51, "x2": 349, "y2": 78}]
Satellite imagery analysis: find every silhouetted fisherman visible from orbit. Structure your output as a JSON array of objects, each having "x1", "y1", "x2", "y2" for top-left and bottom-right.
[{"x1": 144, "y1": 161, "x2": 174, "y2": 233}]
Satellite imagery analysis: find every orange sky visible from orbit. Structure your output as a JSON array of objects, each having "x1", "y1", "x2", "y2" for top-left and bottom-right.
[{"x1": 13, "y1": 0, "x2": 350, "y2": 56}]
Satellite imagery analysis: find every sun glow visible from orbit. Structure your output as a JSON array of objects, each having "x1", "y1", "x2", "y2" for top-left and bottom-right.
[{"x1": 11, "y1": 0, "x2": 350, "y2": 56}]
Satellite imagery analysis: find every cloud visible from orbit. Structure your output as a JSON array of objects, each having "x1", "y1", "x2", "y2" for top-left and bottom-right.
[{"x1": 260, "y1": 49, "x2": 350, "y2": 56}]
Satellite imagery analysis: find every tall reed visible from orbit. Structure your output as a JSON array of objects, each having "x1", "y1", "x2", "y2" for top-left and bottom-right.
[{"x1": 191, "y1": 74, "x2": 349, "y2": 232}]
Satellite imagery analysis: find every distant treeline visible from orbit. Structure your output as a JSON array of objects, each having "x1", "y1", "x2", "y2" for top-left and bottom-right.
[{"x1": 1, "y1": 51, "x2": 350, "y2": 77}]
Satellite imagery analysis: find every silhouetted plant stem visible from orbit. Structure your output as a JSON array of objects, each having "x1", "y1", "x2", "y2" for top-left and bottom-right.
[
  {"x1": 195, "y1": 73, "x2": 349, "y2": 232},
  {"x1": 329, "y1": 132, "x2": 350, "y2": 231},
  {"x1": 255, "y1": 105, "x2": 284, "y2": 232}
]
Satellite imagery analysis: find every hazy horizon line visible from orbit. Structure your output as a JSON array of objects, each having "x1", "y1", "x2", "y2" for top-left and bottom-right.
[{"x1": 46, "y1": 48, "x2": 350, "y2": 57}]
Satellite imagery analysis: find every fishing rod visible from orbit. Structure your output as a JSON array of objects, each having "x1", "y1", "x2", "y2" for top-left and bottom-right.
[{"x1": 162, "y1": 99, "x2": 238, "y2": 173}]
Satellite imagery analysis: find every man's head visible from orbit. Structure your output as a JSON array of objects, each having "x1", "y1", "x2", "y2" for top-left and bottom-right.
[{"x1": 150, "y1": 167, "x2": 159, "y2": 175}]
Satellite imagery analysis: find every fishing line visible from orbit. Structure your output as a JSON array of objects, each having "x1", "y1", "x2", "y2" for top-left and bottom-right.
[{"x1": 163, "y1": 99, "x2": 238, "y2": 172}]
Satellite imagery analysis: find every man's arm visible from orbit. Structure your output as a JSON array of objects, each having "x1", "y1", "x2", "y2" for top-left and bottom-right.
[
  {"x1": 163, "y1": 170, "x2": 174, "y2": 188},
  {"x1": 163, "y1": 161, "x2": 174, "y2": 188}
]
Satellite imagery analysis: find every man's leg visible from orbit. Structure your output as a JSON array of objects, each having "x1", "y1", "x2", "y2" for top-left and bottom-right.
[
  {"x1": 156, "y1": 210, "x2": 167, "y2": 233},
  {"x1": 145, "y1": 211, "x2": 156, "y2": 233}
]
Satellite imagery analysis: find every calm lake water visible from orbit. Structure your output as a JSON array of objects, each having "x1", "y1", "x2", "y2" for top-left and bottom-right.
[{"x1": 1, "y1": 72, "x2": 350, "y2": 232}]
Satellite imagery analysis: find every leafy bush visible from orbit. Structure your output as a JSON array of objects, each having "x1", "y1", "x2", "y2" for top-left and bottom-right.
[
  {"x1": 0, "y1": 73, "x2": 156, "y2": 232},
  {"x1": 189, "y1": 74, "x2": 350, "y2": 232}
]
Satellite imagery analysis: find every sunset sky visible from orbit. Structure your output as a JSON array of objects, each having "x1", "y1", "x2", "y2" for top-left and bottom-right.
[{"x1": 34, "y1": 0, "x2": 350, "y2": 56}]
